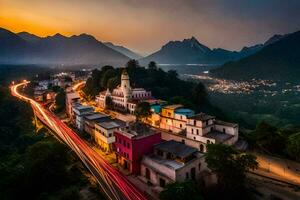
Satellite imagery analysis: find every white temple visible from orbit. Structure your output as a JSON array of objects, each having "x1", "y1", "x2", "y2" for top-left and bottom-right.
[{"x1": 96, "y1": 69, "x2": 152, "y2": 114}]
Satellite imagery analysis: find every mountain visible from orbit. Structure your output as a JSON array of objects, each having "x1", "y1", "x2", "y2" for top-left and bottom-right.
[
  {"x1": 104, "y1": 42, "x2": 142, "y2": 60},
  {"x1": 0, "y1": 28, "x2": 129, "y2": 66},
  {"x1": 210, "y1": 30, "x2": 300, "y2": 82},
  {"x1": 140, "y1": 35, "x2": 286, "y2": 65}
]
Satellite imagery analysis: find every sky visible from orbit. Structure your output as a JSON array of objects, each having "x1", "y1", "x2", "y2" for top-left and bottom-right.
[{"x1": 1, "y1": 0, "x2": 300, "y2": 55}]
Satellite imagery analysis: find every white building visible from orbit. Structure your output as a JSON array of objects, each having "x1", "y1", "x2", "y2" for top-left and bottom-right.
[
  {"x1": 140, "y1": 140, "x2": 206, "y2": 189},
  {"x1": 94, "y1": 120, "x2": 125, "y2": 152},
  {"x1": 96, "y1": 69, "x2": 152, "y2": 114},
  {"x1": 186, "y1": 113, "x2": 239, "y2": 152},
  {"x1": 66, "y1": 92, "x2": 80, "y2": 118},
  {"x1": 72, "y1": 104, "x2": 94, "y2": 131}
]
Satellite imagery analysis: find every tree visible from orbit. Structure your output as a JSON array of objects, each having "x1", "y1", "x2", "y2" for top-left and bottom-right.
[
  {"x1": 205, "y1": 144, "x2": 257, "y2": 193},
  {"x1": 105, "y1": 96, "x2": 113, "y2": 110},
  {"x1": 159, "y1": 181, "x2": 203, "y2": 200},
  {"x1": 148, "y1": 61, "x2": 158, "y2": 70},
  {"x1": 107, "y1": 76, "x2": 120, "y2": 92},
  {"x1": 126, "y1": 59, "x2": 140, "y2": 69},
  {"x1": 101, "y1": 69, "x2": 117, "y2": 88},
  {"x1": 134, "y1": 102, "x2": 151, "y2": 122},
  {"x1": 54, "y1": 90, "x2": 66, "y2": 112},
  {"x1": 254, "y1": 121, "x2": 285, "y2": 154},
  {"x1": 191, "y1": 82, "x2": 207, "y2": 106},
  {"x1": 286, "y1": 132, "x2": 300, "y2": 161}
]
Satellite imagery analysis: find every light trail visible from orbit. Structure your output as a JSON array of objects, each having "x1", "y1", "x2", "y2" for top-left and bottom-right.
[{"x1": 11, "y1": 81, "x2": 148, "y2": 200}]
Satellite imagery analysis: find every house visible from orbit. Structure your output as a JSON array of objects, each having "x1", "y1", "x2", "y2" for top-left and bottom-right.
[
  {"x1": 160, "y1": 104, "x2": 194, "y2": 133},
  {"x1": 72, "y1": 104, "x2": 94, "y2": 131},
  {"x1": 94, "y1": 119, "x2": 125, "y2": 152},
  {"x1": 140, "y1": 140, "x2": 206, "y2": 189},
  {"x1": 83, "y1": 113, "x2": 111, "y2": 136},
  {"x1": 114, "y1": 124, "x2": 162, "y2": 174},
  {"x1": 96, "y1": 69, "x2": 152, "y2": 114},
  {"x1": 186, "y1": 113, "x2": 239, "y2": 152},
  {"x1": 66, "y1": 92, "x2": 80, "y2": 118}
]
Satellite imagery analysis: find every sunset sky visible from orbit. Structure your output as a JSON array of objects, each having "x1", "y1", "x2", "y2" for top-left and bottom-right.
[{"x1": 1, "y1": 0, "x2": 300, "y2": 55}]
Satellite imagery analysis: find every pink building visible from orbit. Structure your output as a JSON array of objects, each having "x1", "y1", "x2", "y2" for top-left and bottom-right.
[{"x1": 114, "y1": 124, "x2": 162, "y2": 174}]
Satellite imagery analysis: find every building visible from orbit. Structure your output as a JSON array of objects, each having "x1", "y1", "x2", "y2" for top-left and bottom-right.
[
  {"x1": 94, "y1": 119, "x2": 125, "y2": 152},
  {"x1": 96, "y1": 69, "x2": 152, "y2": 114},
  {"x1": 72, "y1": 104, "x2": 94, "y2": 131},
  {"x1": 140, "y1": 140, "x2": 206, "y2": 189},
  {"x1": 114, "y1": 124, "x2": 162, "y2": 174},
  {"x1": 186, "y1": 113, "x2": 239, "y2": 152},
  {"x1": 66, "y1": 92, "x2": 80, "y2": 118},
  {"x1": 33, "y1": 89, "x2": 56, "y2": 102},
  {"x1": 160, "y1": 104, "x2": 194, "y2": 133},
  {"x1": 83, "y1": 113, "x2": 111, "y2": 136}
]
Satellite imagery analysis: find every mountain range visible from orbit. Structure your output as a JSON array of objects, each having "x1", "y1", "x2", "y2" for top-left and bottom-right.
[
  {"x1": 210, "y1": 30, "x2": 300, "y2": 82},
  {"x1": 140, "y1": 35, "x2": 287, "y2": 65},
  {"x1": 104, "y1": 42, "x2": 142, "y2": 60},
  {"x1": 0, "y1": 28, "x2": 129, "y2": 66}
]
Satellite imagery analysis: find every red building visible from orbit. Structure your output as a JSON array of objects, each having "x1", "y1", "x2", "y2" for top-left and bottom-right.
[{"x1": 114, "y1": 124, "x2": 162, "y2": 174}]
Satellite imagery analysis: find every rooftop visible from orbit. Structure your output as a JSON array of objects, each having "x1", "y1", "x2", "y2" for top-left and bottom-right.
[
  {"x1": 84, "y1": 112, "x2": 109, "y2": 120},
  {"x1": 117, "y1": 123, "x2": 158, "y2": 139},
  {"x1": 154, "y1": 140, "x2": 198, "y2": 159},
  {"x1": 215, "y1": 120, "x2": 238, "y2": 128},
  {"x1": 142, "y1": 154, "x2": 184, "y2": 170},
  {"x1": 98, "y1": 121, "x2": 121, "y2": 130},
  {"x1": 66, "y1": 92, "x2": 79, "y2": 100},
  {"x1": 205, "y1": 131, "x2": 234, "y2": 143},
  {"x1": 188, "y1": 113, "x2": 215, "y2": 121},
  {"x1": 175, "y1": 108, "x2": 195, "y2": 116},
  {"x1": 163, "y1": 104, "x2": 183, "y2": 110}
]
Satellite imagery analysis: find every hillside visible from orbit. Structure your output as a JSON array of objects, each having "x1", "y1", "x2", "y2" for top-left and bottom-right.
[
  {"x1": 104, "y1": 42, "x2": 142, "y2": 60},
  {"x1": 210, "y1": 30, "x2": 300, "y2": 82},
  {"x1": 0, "y1": 28, "x2": 129, "y2": 66}
]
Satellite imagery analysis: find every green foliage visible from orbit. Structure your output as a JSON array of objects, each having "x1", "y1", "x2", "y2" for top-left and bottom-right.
[
  {"x1": 55, "y1": 90, "x2": 66, "y2": 112},
  {"x1": 134, "y1": 101, "x2": 151, "y2": 121},
  {"x1": 205, "y1": 144, "x2": 258, "y2": 192},
  {"x1": 159, "y1": 181, "x2": 203, "y2": 200},
  {"x1": 253, "y1": 122, "x2": 286, "y2": 154},
  {"x1": 105, "y1": 96, "x2": 113, "y2": 110},
  {"x1": 148, "y1": 61, "x2": 158, "y2": 70},
  {"x1": 286, "y1": 132, "x2": 300, "y2": 161}
]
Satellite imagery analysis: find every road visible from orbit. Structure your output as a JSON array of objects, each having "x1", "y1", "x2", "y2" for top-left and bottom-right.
[{"x1": 11, "y1": 81, "x2": 147, "y2": 200}]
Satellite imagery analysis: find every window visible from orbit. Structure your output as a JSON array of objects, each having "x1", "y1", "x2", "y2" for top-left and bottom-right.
[
  {"x1": 194, "y1": 120, "x2": 196, "y2": 126},
  {"x1": 207, "y1": 140, "x2": 210, "y2": 144},
  {"x1": 193, "y1": 137, "x2": 196, "y2": 140},
  {"x1": 159, "y1": 178, "x2": 166, "y2": 187},
  {"x1": 119, "y1": 138, "x2": 122, "y2": 143},
  {"x1": 185, "y1": 172, "x2": 189, "y2": 180},
  {"x1": 210, "y1": 127, "x2": 213, "y2": 132},
  {"x1": 180, "y1": 124, "x2": 182, "y2": 128},
  {"x1": 200, "y1": 144, "x2": 204, "y2": 152},
  {"x1": 109, "y1": 133, "x2": 112, "y2": 137},
  {"x1": 192, "y1": 129, "x2": 194, "y2": 134},
  {"x1": 157, "y1": 150, "x2": 163, "y2": 157},
  {"x1": 127, "y1": 143, "x2": 130, "y2": 149},
  {"x1": 182, "y1": 139, "x2": 185, "y2": 144},
  {"x1": 166, "y1": 152, "x2": 172, "y2": 159},
  {"x1": 223, "y1": 128, "x2": 226, "y2": 133},
  {"x1": 196, "y1": 129, "x2": 199, "y2": 135},
  {"x1": 198, "y1": 163, "x2": 201, "y2": 171},
  {"x1": 123, "y1": 140, "x2": 126, "y2": 146}
]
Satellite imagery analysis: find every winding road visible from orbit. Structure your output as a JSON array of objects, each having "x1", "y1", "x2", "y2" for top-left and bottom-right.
[{"x1": 11, "y1": 81, "x2": 147, "y2": 200}]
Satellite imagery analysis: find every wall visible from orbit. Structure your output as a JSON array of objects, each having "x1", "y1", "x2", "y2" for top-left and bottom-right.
[{"x1": 161, "y1": 131, "x2": 207, "y2": 152}]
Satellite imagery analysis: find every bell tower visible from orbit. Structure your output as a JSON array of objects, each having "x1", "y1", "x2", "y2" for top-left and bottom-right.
[{"x1": 121, "y1": 68, "x2": 132, "y2": 109}]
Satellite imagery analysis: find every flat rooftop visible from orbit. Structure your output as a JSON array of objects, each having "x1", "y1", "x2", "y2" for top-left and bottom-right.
[
  {"x1": 215, "y1": 120, "x2": 238, "y2": 128},
  {"x1": 154, "y1": 140, "x2": 198, "y2": 159},
  {"x1": 205, "y1": 131, "x2": 234, "y2": 143},
  {"x1": 143, "y1": 154, "x2": 184, "y2": 170},
  {"x1": 84, "y1": 112, "x2": 109, "y2": 120},
  {"x1": 163, "y1": 104, "x2": 183, "y2": 110},
  {"x1": 188, "y1": 113, "x2": 215, "y2": 121},
  {"x1": 117, "y1": 123, "x2": 157, "y2": 139}
]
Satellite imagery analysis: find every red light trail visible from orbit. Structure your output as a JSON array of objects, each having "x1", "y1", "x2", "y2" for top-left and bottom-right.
[{"x1": 11, "y1": 81, "x2": 147, "y2": 200}]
